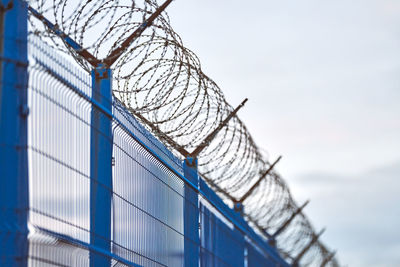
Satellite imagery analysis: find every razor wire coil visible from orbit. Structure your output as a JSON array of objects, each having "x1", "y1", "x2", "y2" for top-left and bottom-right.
[{"x1": 28, "y1": 0, "x2": 339, "y2": 265}]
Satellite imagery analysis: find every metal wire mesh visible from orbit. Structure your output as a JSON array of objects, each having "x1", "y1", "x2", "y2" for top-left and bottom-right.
[
  {"x1": 28, "y1": 34, "x2": 92, "y2": 248},
  {"x1": 27, "y1": 35, "x2": 187, "y2": 267},
  {"x1": 199, "y1": 201, "x2": 245, "y2": 267},
  {"x1": 25, "y1": 0, "x2": 340, "y2": 265}
]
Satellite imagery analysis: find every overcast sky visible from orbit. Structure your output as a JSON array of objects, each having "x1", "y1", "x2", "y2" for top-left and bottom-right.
[{"x1": 168, "y1": 1, "x2": 400, "y2": 266}]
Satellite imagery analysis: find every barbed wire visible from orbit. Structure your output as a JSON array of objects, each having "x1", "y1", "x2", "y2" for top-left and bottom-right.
[{"x1": 28, "y1": 0, "x2": 339, "y2": 265}]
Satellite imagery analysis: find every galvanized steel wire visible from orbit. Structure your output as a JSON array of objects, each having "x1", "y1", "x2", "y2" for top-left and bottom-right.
[{"x1": 28, "y1": 0, "x2": 339, "y2": 265}]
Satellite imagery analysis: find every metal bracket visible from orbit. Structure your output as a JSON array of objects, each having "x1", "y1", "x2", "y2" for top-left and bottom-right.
[
  {"x1": 233, "y1": 201, "x2": 243, "y2": 214},
  {"x1": 94, "y1": 66, "x2": 109, "y2": 79},
  {"x1": 0, "y1": 1, "x2": 13, "y2": 13},
  {"x1": 185, "y1": 156, "x2": 197, "y2": 167}
]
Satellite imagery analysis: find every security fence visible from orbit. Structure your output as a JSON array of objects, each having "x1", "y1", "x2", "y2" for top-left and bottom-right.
[{"x1": 0, "y1": 1, "x2": 338, "y2": 266}]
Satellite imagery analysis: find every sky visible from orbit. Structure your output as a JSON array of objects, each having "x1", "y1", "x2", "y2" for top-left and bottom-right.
[{"x1": 168, "y1": 0, "x2": 400, "y2": 266}]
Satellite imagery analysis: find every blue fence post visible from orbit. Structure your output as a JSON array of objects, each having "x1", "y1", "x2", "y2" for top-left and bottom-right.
[
  {"x1": 0, "y1": 0, "x2": 29, "y2": 266},
  {"x1": 183, "y1": 157, "x2": 200, "y2": 267},
  {"x1": 90, "y1": 66, "x2": 113, "y2": 267}
]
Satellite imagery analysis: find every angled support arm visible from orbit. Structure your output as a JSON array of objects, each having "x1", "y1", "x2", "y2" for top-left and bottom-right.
[
  {"x1": 271, "y1": 200, "x2": 310, "y2": 238},
  {"x1": 104, "y1": 0, "x2": 173, "y2": 66},
  {"x1": 321, "y1": 251, "x2": 336, "y2": 267},
  {"x1": 292, "y1": 228, "x2": 326, "y2": 265},
  {"x1": 237, "y1": 156, "x2": 282, "y2": 204},
  {"x1": 28, "y1": 6, "x2": 100, "y2": 67},
  {"x1": 189, "y1": 98, "x2": 248, "y2": 158}
]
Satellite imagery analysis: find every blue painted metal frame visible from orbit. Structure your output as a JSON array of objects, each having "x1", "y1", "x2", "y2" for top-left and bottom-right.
[
  {"x1": 0, "y1": 0, "x2": 29, "y2": 266},
  {"x1": 199, "y1": 179, "x2": 288, "y2": 266},
  {"x1": 36, "y1": 226, "x2": 142, "y2": 267},
  {"x1": 184, "y1": 157, "x2": 200, "y2": 267},
  {"x1": 33, "y1": 58, "x2": 290, "y2": 266},
  {"x1": 90, "y1": 66, "x2": 113, "y2": 267},
  {"x1": 0, "y1": 1, "x2": 292, "y2": 266}
]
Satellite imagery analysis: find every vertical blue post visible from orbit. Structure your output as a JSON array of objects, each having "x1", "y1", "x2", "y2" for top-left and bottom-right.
[
  {"x1": 184, "y1": 157, "x2": 200, "y2": 267},
  {"x1": 90, "y1": 66, "x2": 112, "y2": 267},
  {"x1": 0, "y1": 0, "x2": 29, "y2": 266}
]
